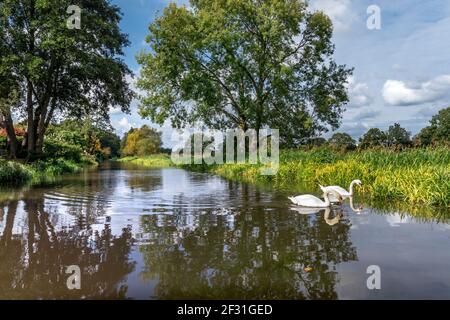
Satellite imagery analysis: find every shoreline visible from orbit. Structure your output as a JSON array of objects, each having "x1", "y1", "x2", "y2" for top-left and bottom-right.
[
  {"x1": 0, "y1": 158, "x2": 97, "y2": 187},
  {"x1": 117, "y1": 147, "x2": 450, "y2": 207}
]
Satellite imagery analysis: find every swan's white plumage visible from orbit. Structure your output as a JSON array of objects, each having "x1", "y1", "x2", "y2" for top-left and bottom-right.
[
  {"x1": 288, "y1": 187, "x2": 340, "y2": 208},
  {"x1": 288, "y1": 194, "x2": 329, "y2": 208},
  {"x1": 320, "y1": 179, "x2": 362, "y2": 203}
]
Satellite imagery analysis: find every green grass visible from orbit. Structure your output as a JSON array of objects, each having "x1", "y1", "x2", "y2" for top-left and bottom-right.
[
  {"x1": 0, "y1": 156, "x2": 95, "y2": 186},
  {"x1": 116, "y1": 148, "x2": 450, "y2": 207},
  {"x1": 117, "y1": 154, "x2": 172, "y2": 167},
  {"x1": 202, "y1": 147, "x2": 450, "y2": 207},
  {"x1": 0, "y1": 159, "x2": 32, "y2": 185}
]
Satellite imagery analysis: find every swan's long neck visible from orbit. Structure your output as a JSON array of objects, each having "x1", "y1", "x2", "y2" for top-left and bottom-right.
[
  {"x1": 323, "y1": 192, "x2": 331, "y2": 206},
  {"x1": 349, "y1": 196, "x2": 355, "y2": 211},
  {"x1": 349, "y1": 196, "x2": 362, "y2": 213},
  {"x1": 349, "y1": 180, "x2": 357, "y2": 196}
]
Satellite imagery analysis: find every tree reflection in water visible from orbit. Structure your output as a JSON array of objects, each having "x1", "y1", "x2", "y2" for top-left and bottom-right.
[
  {"x1": 137, "y1": 181, "x2": 357, "y2": 299},
  {"x1": 0, "y1": 168, "x2": 359, "y2": 299},
  {"x1": 0, "y1": 197, "x2": 136, "y2": 299}
]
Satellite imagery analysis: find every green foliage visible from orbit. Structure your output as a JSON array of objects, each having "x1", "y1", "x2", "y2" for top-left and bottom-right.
[
  {"x1": 118, "y1": 154, "x2": 172, "y2": 168},
  {"x1": 1, "y1": 0, "x2": 133, "y2": 157},
  {"x1": 328, "y1": 133, "x2": 356, "y2": 152},
  {"x1": 43, "y1": 140, "x2": 83, "y2": 163},
  {"x1": 0, "y1": 136, "x2": 6, "y2": 150},
  {"x1": 137, "y1": 0, "x2": 352, "y2": 147},
  {"x1": 386, "y1": 123, "x2": 411, "y2": 148},
  {"x1": 29, "y1": 158, "x2": 84, "y2": 179},
  {"x1": 414, "y1": 107, "x2": 450, "y2": 147},
  {"x1": 121, "y1": 125, "x2": 162, "y2": 157},
  {"x1": 205, "y1": 147, "x2": 450, "y2": 206},
  {"x1": 0, "y1": 159, "x2": 31, "y2": 184},
  {"x1": 430, "y1": 107, "x2": 450, "y2": 143},
  {"x1": 358, "y1": 123, "x2": 411, "y2": 150},
  {"x1": 46, "y1": 120, "x2": 121, "y2": 161},
  {"x1": 359, "y1": 128, "x2": 387, "y2": 149},
  {"x1": 0, "y1": 157, "x2": 91, "y2": 185}
]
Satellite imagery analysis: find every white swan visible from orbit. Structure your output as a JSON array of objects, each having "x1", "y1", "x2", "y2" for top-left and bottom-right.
[
  {"x1": 324, "y1": 208, "x2": 343, "y2": 226},
  {"x1": 320, "y1": 179, "x2": 362, "y2": 203},
  {"x1": 288, "y1": 187, "x2": 342, "y2": 208},
  {"x1": 349, "y1": 196, "x2": 363, "y2": 214},
  {"x1": 289, "y1": 207, "x2": 323, "y2": 215},
  {"x1": 289, "y1": 207, "x2": 342, "y2": 226}
]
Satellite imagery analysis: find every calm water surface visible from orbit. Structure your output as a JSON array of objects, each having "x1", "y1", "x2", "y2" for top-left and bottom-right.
[{"x1": 1, "y1": 162, "x2": 450, "y2": 299}]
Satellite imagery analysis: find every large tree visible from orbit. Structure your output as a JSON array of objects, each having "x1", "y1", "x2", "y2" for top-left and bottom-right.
[
  {"x1": 414, "y1": 107, "x2": 450, "y2": 147},
  {"x1": 137, "y1": 0, "x2": 352, "y2": 147},
  {"x1": 0, "y1": 37, "x2": 21, "y2": 158},
  {"x1": 0, "y1": 0, "x2": 133, "y2": 159},
  {"x1": 121, "y1": 125, "x2": 162, "y2": 156},
  {"x1": 386, "y1": 123, "x2": 411, "y2": 148},
  {"x1": 328, "y1": 132, "x2": 356, "y2": 152},
  {"x1": 359, "y1": 128, "x2": 387, "y2": 149}
]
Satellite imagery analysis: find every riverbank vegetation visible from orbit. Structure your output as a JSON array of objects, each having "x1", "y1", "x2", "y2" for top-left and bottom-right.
[
  {"x1": 209, "y1": 147, "x2": 450, "y2": 207},
  {"x1": 1, "y1": 0, "x2": 130, "y2": 185},
  {"x1": 118, "y1": 154, "x2": 172, "y2": 168},
  {"x1": 201, "y1": 109, "x2": 450, "y2": 206},
  {"x1": 118, "y1": 108, "x2": 450, "y2": 207},
  {"x1": 0, "y1": 119, "x2": 121, "y2": 185}
]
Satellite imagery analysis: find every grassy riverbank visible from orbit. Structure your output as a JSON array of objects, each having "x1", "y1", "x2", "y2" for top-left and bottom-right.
[
  {"x1": 210, "y1": 147, "x2": 450, "y2": 206},
  {"x1": 0, "y1": 157, "x2": 95, "y2": 186},
  {"x1": 117, "y1": 154, "x2": 172, "y2": 167},
  {"x1": 118, "y1": 147, "x2": 450, "y2": 207}
]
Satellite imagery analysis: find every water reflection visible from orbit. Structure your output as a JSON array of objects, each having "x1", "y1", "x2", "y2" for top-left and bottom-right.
[
  {"x1": 0, "y1": 163, "x2": 450, "y2": 299},
  {"x1": 0, "y1": 198, "x2": 135, "y2": 299}
]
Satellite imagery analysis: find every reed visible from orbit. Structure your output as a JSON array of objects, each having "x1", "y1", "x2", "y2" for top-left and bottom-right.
[
  {"x1": 117, "y1": 148, "x2": 450, "y2": 206},
  {"x1": 207, "y1": 147, "x2": 450, "y2": 206}
]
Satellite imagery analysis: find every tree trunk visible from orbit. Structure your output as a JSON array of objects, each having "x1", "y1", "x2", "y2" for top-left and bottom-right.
[
  {"x1": 26, "y1": 80, "x2": 36, "y2": 158},
  {"x1": 1, "y1": 200, "x2": 18, "y2": 246},
  {"x1": 0, "y1": 109, "x2": 19, "y2": 159},
  {"x1": 26, "y1": 3, "x2": 36, "y2": 159},
  {"x1": 35, "y1": 96, "x2": 53, "y2": 154}
]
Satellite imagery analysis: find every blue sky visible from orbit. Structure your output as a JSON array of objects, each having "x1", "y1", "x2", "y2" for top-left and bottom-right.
[{"x1": 109, "y1": 0, "x2": 450, "y2": 146}]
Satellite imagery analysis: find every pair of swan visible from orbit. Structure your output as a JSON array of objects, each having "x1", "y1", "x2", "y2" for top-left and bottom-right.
[{"x1": 288, "y1": 179, "x2": 362, "y2": 208}]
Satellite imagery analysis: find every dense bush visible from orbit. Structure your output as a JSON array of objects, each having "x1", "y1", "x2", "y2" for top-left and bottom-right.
[
  {"x1": 46, "y1": 120, "x2": 121, "y2": 161},
  {"x1": 43, "y1": 140, "x2": 84, "y2": 162},
  {"x1": 0, "y1": 159, "x2": 32, "y2": 184}
]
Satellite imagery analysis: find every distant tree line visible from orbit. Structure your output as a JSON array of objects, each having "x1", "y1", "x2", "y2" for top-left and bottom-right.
[{"x1": 310, "y1": 107, "x2": 450, "y2": 152}]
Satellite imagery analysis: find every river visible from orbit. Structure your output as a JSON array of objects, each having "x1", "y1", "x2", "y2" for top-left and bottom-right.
[{"x1": 0, "y1": 162, "x2": 450, "y2": 299}]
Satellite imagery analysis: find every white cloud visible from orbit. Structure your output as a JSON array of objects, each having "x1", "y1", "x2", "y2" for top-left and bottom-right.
[
  {"x1": 332, "y1": 121, "x2": 370, "y2": 139},
  {"x1": 109, "y1": 106, "x2": 123, "y2": 115},
  {"x1": 382, "y1": 75, "x2": 450, "y2": 106},
  {"x1": 346, "y1": 76, "x2": 372, "y2": 108},
  {"x1": 351, "y1": 108, "x2": 380, "y2": 121},
  {"x1": 310, "y1": 0, "x2": 356, "y2": 32},
  {"x1": 117, "y1": 117, "x2": 132, "y2": 130}
]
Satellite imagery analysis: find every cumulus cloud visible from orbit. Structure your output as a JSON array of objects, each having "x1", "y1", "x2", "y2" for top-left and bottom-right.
[
  {"x1": 346, "y1": 76, "x2": 372, "y2": 108},
  {"x1": 118, "y1": 117, "x2": 131, "y2": 128},
  {"x1": 351, "y1": 108, "x2": 380, "y2": 121},
  {"x1": 334, "y1": 121, "x2": 371, "y2": 139},
  {"x1": 115, "y1": 117, "x2": 136, "y2": 135},
  {"x1": 382, "y1": 75, "x2": 450, "y2": 106},
  {"x1": 415, "y1": 106, "x2": 442, "y2": 119},
  {"x1": 109, "y1": 106, "x2": 123, "y2": 115},
  {"x1": 310, "y1": 0, "x2": 356, "y2": 32}
]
